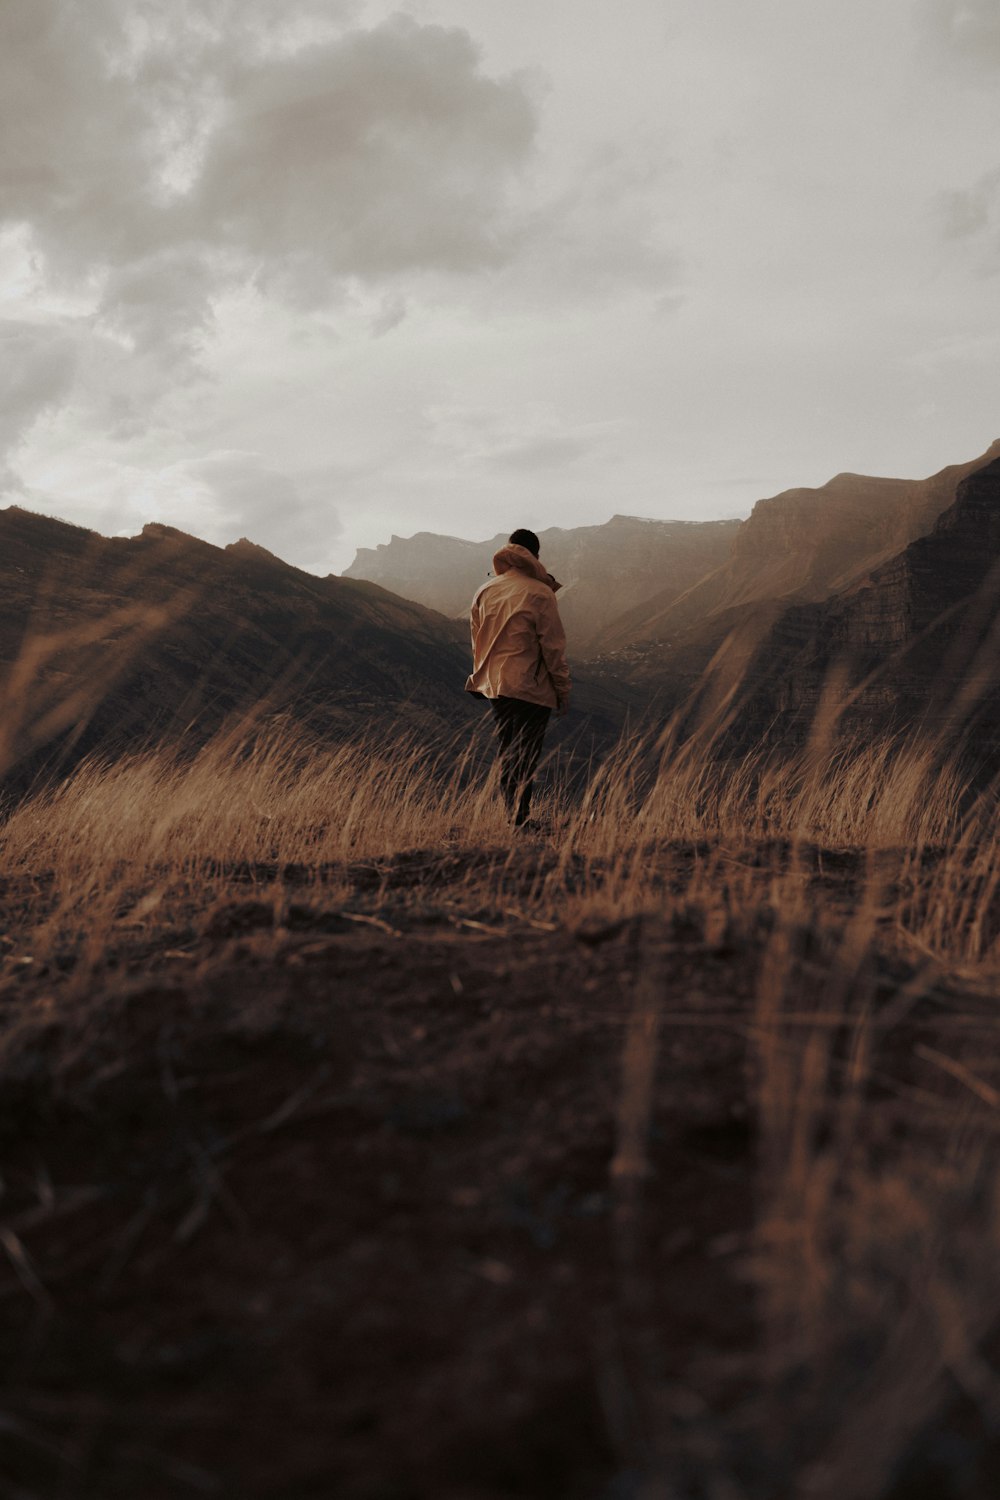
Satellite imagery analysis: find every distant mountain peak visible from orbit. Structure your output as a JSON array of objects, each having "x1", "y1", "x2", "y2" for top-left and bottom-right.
[
  {"x1": 139, "y1": 521, "x2": 203, "y2": 545},
  {"x1": 225, "y1": 537, "x2": 286, "y2": 565}
]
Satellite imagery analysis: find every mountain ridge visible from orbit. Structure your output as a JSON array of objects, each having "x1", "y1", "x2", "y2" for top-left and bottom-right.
[
  {"x1": 344, "y1": 513, "x2": 742, "y2": 655},
  {"x1": 669, "y1": 452, "x2": 1000, "y2": 750},
  {"x1": 600, "y1": 441, "x2": 1000, "y2": 658},
  {"x1": 0, "y1": 507, "x2": 473, "y2": 786},
  {"x1": 0, "y1": 506, "x2": 629, "y2": 791}
]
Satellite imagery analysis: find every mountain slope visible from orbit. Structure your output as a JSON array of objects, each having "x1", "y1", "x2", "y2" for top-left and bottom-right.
[
  {"x1": 748, "y1": 451, "x2": 1000, "y2": 743},
  {"x1": 0, "y1": 508, "x2": 475, "y2": 783},
  {"x1": 601, "y1": 441, "x2": 1000, "y2": 658},
  {"x1": 0, "y1": 508, "x2": 631, "y2": 790},
  {"x1": 343, "y1": 515, "x2": 741, "y2": 656},
  {"x1": 623, "y1": 452, "x2": 1000, "y2": 752}
]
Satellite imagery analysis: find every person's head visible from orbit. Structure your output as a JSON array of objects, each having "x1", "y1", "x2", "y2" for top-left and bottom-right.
[{"x1": 508, "y1": 527, "x2": 540, "y2": 558}]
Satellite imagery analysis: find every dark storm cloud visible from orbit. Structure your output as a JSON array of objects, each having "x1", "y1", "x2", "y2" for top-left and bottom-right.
[
  {"x1": 190, "y1": 16, "x2": 537, "y2": 292},
  {"x1": 0, "y1": 2, "x2": 155, "y2": 271},
  {"x1": 0, "y1": 1, "x2": 539, "y2": 480},
  {"x1": 1, "y1": 3, "x2": 537, "y2": 297}
]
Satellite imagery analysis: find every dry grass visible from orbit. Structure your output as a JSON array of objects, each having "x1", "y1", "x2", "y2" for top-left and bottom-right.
[
  {"x1": 3, "y1": 707, "x2": 1000, "y2": 1497},
  {"x1": 1, "y1": 713, "x2": 989, "y2": 957}
]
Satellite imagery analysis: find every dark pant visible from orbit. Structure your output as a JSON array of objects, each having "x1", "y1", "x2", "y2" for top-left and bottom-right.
[{"x1": 490, "y1": 696, "x2": 551, "y2": 825}]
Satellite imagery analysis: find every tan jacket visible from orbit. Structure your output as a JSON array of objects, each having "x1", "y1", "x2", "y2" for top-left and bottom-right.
[{"x1": 465, "y1": 544, "x2": 571, "y2": 710}]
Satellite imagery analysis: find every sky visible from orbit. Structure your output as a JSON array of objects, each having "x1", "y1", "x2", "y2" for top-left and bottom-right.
[{"x1": 1, "y1": 0, "x2": 999, "y2": 575}]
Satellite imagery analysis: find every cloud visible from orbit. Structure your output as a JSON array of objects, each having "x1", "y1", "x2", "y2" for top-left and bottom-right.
[
  {"x1": 534, "y1": 138, "x2": 679, "y2": 290},
  {"x1": 0, "y1": 319, "x2": 80, "y2": 483},
  {"x1": 96, "y1": 245, "x2": 221, "y2": 360},
  {"x1": 0, "y1": 2, "x2": 541, "y2": 479},
  {"x1": 178, "y1": 452, "x2": 342, "y2": 565},
  {"x1": 0, "y1": 5, "x2": 537, "y2": 296},
  {"x1": 919, "y1": 0, "x2": 1000, "y2": 65},
  {"x1": 189, "y1": 16, "x2": 537, "y2": 293},
  {"x1": 370, "y1": 292, "x2": 408, "y2": 337},
  {"x1": 425, "y1": 401, "x2": 618, "y2": 476},
  {"x1": 938, "y1": 167, "x2": 1000, "y2": 267},
  {"x1": 0, "y1": 3, "x2": 153, "y2": 274}
]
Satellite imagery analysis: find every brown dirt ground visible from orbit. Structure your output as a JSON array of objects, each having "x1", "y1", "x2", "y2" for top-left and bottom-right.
[{"x1": 1, "y1": 846, "x2": 999, "y2": 1499}]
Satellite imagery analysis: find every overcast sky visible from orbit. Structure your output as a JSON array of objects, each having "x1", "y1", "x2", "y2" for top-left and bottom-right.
[{"x1": 2, "y1": 0, "x2": 999, "y2": 574}]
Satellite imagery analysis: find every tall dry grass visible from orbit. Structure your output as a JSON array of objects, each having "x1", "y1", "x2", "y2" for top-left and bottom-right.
[
  {"x1": 1, "y1": 710, "x2": 998, "y2": 974},
  {"x1": 3, "y1": 702, "x2": 1000, "y2": 1495}
]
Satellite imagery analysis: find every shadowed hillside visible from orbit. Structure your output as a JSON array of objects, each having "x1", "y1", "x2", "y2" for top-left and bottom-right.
[
  {"x1": 595, "y1": 447, "x2": 1000, "y2": 762},
  {"x1": 8, "y1": 452, "x2": 1000, "y2": 1496},
  {"x1": 0, "y1": 508, "x2": 473, "y2": 785},
  {"x1": 600, "y1": 440, "x2": 1000, "y2": 658},
  {"x1": 733, "y1": 452, "x2": 1000, "y2": 748},
  {"x1": 0, "y1": 508, "x2": 631, "y2": 794}
]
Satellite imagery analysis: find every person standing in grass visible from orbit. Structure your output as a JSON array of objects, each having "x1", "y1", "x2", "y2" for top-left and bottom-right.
[{"x1": 465, "y1": 527, "x2": 571, "y2": 829}]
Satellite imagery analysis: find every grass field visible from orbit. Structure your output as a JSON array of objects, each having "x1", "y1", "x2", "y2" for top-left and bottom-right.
[{"x1": 2, "y1": 712, "x2": 1000, "y2": 1497}]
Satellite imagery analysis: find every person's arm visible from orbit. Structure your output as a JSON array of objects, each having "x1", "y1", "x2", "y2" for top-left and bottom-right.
[{"x1": 537, "y1": 592, "x2": 571, "y2": 713}]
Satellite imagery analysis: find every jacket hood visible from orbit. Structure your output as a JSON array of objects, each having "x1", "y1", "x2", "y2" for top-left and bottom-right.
[{"x1": 491, "y1": 542, "x2": 562, "y2": 593}]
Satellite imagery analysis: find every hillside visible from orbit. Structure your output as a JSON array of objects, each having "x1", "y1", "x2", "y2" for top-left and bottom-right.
[
  {"x1": 0, "y1": 508, "x2": 477, "y2": 786},
  {"x1": 8, "y1": 463, "x2": 1000, "y2": 1498},
  {"x1": 343, "y1": 515, "x2": 741, "y2": 656},
  {"x1": 610, "y1": 450, "x2": 1000, "y2": 753},
  {"x1": 737, "y1": 451, "x2": 1000, "y2": 745},
  {"x1": 0, "y1": 507, "x2": 632, "y2": 793},
  {"x1": 600, "y1": 441, "x2": 1000, "y2": 658}
]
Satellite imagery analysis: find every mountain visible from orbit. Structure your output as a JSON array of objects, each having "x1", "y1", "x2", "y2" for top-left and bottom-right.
[
  {"x1": 738, "y1": 451, "x2": 1000, "y2": 747},
  {"x1": 0, "y1": 509, "x2": 473, "y2": 785},
  {"x1": 599, "y1": 442, "x2": 1000, "y2": 659},
  {"x1": 612, "y1": 449, "x2": 1000, "y2": 754},
  {"x1": 343, "y1": 515, "x2": 741, "y2": 656},
  {"x1": 9, "y1": 439, "x2": 998, "y2": 789},
  {"x1": 0, "y1": 508, "x2": 630, "y2": 790}
]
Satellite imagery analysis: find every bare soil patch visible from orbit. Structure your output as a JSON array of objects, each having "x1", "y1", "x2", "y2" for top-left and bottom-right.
[{"x1": 1, "y1": 846, "x2": 998, "y2": 1498}]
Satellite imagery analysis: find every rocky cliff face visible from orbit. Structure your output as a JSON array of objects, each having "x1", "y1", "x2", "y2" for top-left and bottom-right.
[
  {"x1": 602, "y1": 441, "x2": 1000, "y2": 657},
  {"x1": 740, "y1": 453, "x2": 1000, "y2": 744},
  {"x1": 345, "y1": 531, "x2": 487, "y2": 619},
  {"x1": 344, "y1": 515, "x2": 741, "y2": 656}
]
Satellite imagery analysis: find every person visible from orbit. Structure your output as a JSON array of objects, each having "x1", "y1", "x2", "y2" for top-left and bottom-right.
[{"x1": 465, "y1": 527, "x2": 571, "y2": 827}]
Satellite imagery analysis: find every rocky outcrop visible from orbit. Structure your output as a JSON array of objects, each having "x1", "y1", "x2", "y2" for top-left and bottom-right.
[
  {"x1": 344, "y1": 515, "x2": 741, "y2": 656},
  {"x1": 601, "y1": 441, "x2": 1000, "y2": 657},
  {"x1": 739, "y1": 454, "x2": 1000, "y2": 745}
]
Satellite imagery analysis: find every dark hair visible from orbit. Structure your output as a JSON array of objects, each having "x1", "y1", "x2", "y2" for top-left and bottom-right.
[{"x1": 508, "y1": 528, "x2": 540, "y2": 558}]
